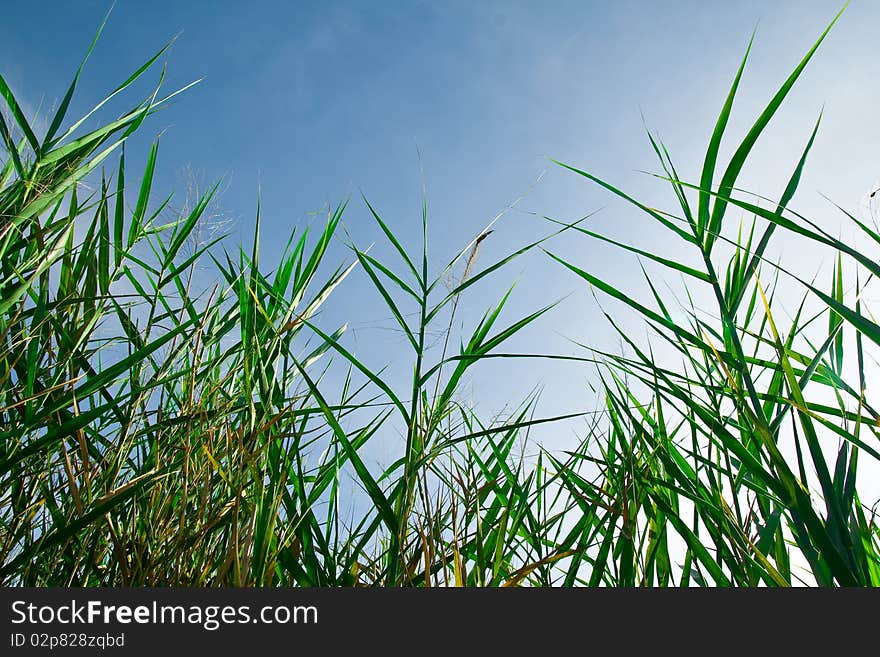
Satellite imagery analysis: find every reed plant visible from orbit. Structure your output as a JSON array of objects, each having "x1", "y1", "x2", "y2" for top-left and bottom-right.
[{"x1": 1, "y1": 6, "x2": 876, "y2": 586}]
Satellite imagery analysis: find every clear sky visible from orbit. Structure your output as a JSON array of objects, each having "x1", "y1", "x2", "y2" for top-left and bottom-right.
[{"x1": 3, "y1": 1, "x2": 879, "y2": 463}]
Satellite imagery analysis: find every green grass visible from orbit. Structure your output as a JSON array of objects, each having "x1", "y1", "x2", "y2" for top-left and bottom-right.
[{"x1": 2, "y1": 5, "x2": 878, "y2": 586}]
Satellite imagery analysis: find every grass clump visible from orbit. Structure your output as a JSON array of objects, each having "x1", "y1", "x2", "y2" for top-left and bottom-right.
[{"x1": 1, "y1": 6, "x2": 878, "y2": 586}]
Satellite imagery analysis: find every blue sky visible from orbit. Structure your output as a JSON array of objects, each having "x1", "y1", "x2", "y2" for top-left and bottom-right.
[{"x1": 3, "y1": 1, "x2": 879, "y2": 459}]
